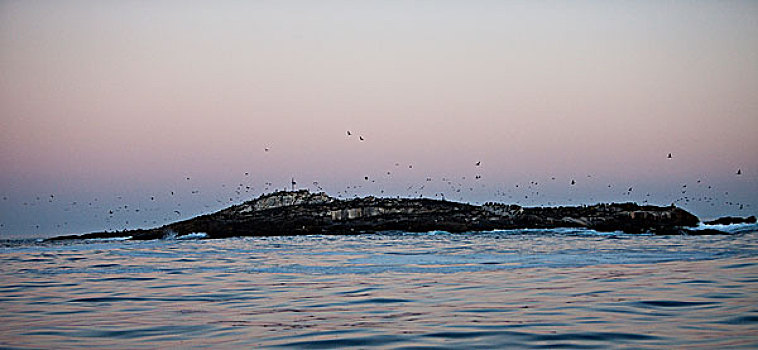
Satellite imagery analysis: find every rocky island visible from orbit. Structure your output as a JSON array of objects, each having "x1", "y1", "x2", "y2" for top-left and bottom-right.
[{"x1": 46, "y1": 190, "x2": 746, "y2": 241}]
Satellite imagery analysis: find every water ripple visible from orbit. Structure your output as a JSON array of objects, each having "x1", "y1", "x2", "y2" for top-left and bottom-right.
[
  {"x1": 634, "y1": 300, "x2": 718, "y2": 308},
  {"x1": 1, "y1": 231, "x2": 756, "y2": 349}
]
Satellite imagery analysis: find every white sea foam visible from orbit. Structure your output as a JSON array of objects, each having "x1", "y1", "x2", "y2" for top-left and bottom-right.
[
  {"x1": 176, "y1": 232, "x2": 208, "y2": 240},
  {"x1": 696, "y1": 222, "x2": 758, "y2": 234},
  {"x1": 424, "y1": 230, "x2": 451, "y2": 235},
  {"x1": 84, "y1": 236, "x2": 133, "y2": 242},
  {"x1": 489, "y1": 227, "x2": 628, "y2": 236}
]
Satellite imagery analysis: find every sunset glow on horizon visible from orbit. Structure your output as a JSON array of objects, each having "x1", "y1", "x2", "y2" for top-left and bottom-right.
[{"x1": 1, "y1": 1, "x2": 756, "y2": 237}]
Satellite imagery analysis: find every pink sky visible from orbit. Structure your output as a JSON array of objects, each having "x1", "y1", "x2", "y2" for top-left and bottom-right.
[{"x1": 1, "y1": 1, "x2": 756, "y2": 237}]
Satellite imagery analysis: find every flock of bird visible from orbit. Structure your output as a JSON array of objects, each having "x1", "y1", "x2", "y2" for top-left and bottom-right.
[{"x1": 0, "y1": 131, "x2": 751, "y2": 235}]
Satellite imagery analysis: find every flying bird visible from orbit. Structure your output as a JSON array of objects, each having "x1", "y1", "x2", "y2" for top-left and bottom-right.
[
  {"x1": 475, "y1": 161, "x2": 481, "y2": 166},
  {"x1": 347, "y1": 130, "x2": 352, "y2": 136},
  {"x1": 668, "y1": 153, "x2": 672, "y2": 159},
  {"x1": 737, "y1": 169, "x2": 742, "y2": 175},
  {"x1": 571, "y1": 180, "x2": 576, "y2": 185},
  {"x1": 359, "y1": 136, "x2": 364, "y2": 141}
]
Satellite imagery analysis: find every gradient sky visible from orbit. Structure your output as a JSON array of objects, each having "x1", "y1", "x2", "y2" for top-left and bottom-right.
[{"x1": 1, "y1": 1, "x2": 757, "y2": 238}]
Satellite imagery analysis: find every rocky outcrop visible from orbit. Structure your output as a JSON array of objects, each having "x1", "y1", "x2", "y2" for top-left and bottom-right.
[
  {"x1": 703, "y1": 216, "x2": 757, "y2": 226},
  {"x1": 49, "y1": 190, "x2": 725, "y2": 241},
  {"x1": 224, "y1": 190, "x2": 335, "y2": 214}
]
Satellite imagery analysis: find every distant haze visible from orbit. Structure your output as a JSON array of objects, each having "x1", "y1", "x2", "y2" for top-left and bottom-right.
[{"x1": 1, "y1": 1, "x2": 757, "y2": 238}]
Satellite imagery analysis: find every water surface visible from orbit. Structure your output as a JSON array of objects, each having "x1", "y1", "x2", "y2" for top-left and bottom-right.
[{"x1": 2, "y1": 227, "x2": 757, "y2": 349}]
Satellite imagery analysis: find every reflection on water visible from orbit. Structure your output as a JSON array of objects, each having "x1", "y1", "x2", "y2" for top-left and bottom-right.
[{"x1": 1, "y1": 231, "x2": 757, "y2": 349}]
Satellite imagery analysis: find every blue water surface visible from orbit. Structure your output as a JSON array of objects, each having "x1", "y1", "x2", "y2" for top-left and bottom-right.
[{"x1": 1, "y1": 225, "x2": 757, "y2": 349}]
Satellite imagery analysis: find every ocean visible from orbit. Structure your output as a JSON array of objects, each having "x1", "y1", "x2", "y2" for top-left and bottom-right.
[{"x1": 2, "y1": 224, "x2": 757, "y2": 349}]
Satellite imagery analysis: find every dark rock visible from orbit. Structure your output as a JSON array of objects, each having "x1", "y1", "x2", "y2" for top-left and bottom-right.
[
  {"x1": 703, "y1": 216, "x2": 756, "y2": 226},
  {"x1": 47, "y1": 190, "x2": 721, "y2": 241},
  {"x1": 684, "y1": 228, "x2": 730, "y2": 236}
]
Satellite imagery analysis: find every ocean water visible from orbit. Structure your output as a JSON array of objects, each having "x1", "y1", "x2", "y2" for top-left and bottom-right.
[{"x1": 1, "y1": 225, "x2": 757, "y2": 349}]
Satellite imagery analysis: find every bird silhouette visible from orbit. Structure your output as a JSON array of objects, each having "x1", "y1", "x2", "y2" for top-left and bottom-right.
[
  {"x1": 475, "y1": 161, "x2": 481, "y2": 166},
  {"x1": 667, "y1": 153, "x2": 672, "y2": 159},
  {"x1": 347, "y1": 130, "x2": 352, "y2": 136},
  {"x1": 737, "y1": 169, "x2": 742, "y2": 175},
  {"x1": 571, "y1": 180, "x2": 576, "y2": 185},
  {"x1": 359, "y1": 136, "x2": 364, "y2": 141}
]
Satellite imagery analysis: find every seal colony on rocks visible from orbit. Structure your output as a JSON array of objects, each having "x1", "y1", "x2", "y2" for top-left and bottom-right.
[{"x1": 48, "y1": 190, "x2": 742, "y2": 241}]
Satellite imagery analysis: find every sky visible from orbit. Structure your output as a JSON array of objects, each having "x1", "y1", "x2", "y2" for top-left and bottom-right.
[{"x1": 1, "y1": 1, "x2": 757, "y2": 238}]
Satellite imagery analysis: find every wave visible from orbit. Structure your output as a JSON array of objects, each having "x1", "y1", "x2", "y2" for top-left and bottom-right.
[
  {"x1": 83, "y1": 236, "x2": 133, "y2": 242},
  {"x1": 696, "y1": 222, "x2": 758, "y2": 234},
  {"x1": 488, "y1": 227, "x2": 630, "y2": 236},
  {"x1": 161, "y1": 231, "x2": 208, "y2": 240},
  {"x1": 176, "y1": 232, "x2": 209, "y2": 240}
]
